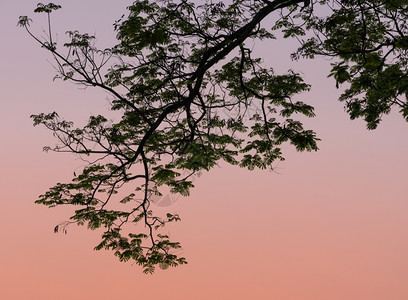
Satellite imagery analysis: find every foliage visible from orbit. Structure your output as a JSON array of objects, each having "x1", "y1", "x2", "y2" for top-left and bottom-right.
[
  {"x1": 287, "y1": 0, "x2": 408, "y2": 129},
  {"x1": 19, "y1": 0, "x2": 408, "y2": 272}
]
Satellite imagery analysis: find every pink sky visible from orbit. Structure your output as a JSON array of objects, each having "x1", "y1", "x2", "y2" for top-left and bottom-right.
[{"x1": 1, "y1": 1, "x2": 408, "y2": 299}]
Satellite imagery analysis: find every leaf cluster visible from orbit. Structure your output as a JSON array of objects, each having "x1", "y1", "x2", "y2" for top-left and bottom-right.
[{"x1": 286, "y1": 0, "x2": 408, "y2": 128}]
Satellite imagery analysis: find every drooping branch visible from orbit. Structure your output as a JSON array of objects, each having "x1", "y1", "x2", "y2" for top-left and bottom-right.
[{"x1": 21, "y1": 0, "x2": 319, "y2": 273}]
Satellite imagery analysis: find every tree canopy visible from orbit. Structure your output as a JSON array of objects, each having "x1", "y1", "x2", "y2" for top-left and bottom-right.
[{"x1": 19, "y1": 0, "x2": 408, "y2": 273}]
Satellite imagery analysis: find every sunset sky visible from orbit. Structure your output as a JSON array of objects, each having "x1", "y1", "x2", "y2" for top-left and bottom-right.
[{"x1": 1, "y1": 1, "x2": 408, "y2": 299}]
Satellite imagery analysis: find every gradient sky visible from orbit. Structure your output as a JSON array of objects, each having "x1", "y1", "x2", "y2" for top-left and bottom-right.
[{"x1": 2, "y1": 1, "x2": 408, "y2": 299}]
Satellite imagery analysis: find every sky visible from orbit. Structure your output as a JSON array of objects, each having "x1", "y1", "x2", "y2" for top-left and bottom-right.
[{"x1": 1, "y1": 1, "x2": 408, "y2": 299}]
